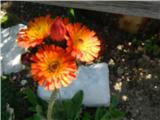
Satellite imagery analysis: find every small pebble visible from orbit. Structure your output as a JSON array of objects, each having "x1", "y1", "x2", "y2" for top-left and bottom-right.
[
  {"x1": 145, "y1": 74, "x2": 152, "y2": 80},
  {"x1": 154, "y1": 86, "x2": 157, "y2": 89},
  {"x1": 128, "y1": 42, "x2": 132, "y2": 46},
  {"x1": 122, "y1": 58, "x2": 125, "y2": 62},
  {"x1": 122, "y1": 95, "x2": 128, "y2": 101},
  {"x1": 21, "y1": 79, "x2": 27, "y2": 86},
  {"x1": 127, "y1": 77, "x2": 130, "y2": 81},
  {"x1": 108, "y1": 58, "x2": 115, "y2": 66},
  {"x1": 114, "y1": 81, "x2": 122, "y2": 92},
  {"x1": 117, "y1": 44, "x2": 124, "y2": 51}
]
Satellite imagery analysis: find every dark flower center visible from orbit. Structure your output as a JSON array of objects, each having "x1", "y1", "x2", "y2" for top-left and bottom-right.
[{"x1": 48, "y1": 62, "x2": 59, "y2": 72}]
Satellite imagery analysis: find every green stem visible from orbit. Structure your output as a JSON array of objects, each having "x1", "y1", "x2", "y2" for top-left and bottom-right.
[{"x1": 47, "y1": 89, "x2": 59, "y2": 120}]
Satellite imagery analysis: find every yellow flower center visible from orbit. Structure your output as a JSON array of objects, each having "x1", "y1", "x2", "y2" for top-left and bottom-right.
[{"x1": 74, "y1": 38, "x2": 84, "y2": 49}]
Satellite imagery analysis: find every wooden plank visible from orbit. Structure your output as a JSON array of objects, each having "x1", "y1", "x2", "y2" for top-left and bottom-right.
[{"x1": 34, "y1": 1, "x2": 160, "y2": 19}]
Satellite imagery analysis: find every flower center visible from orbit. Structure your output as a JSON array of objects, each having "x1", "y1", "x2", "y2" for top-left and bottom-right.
[
  {"x1": 78, "y1": 39, "x2": 83, "y2": 44},
  {"x1": 48, "y1": 62, "x2": 59, "y2": 73},
  {"x1": 75, "y1": 38, "x2": 84, "y2": 48}
]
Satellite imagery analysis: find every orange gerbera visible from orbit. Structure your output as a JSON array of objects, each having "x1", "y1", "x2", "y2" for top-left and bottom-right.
[
  {"x1": 31, "y1": 45, "x2": 77, "y2": 90},
  {"x1": 66, "y1": 23, "x2": 101, "y2": 63},
  {"x1": 17, "y1": 15, "x2": 53, "y2": 48},
  {"x1": 50, "y1": 16, "x2": 69, "y2": 41}
]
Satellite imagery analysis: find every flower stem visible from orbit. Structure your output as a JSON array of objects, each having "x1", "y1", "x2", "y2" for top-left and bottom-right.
[{"x1": 47, "y1": 89, "x2": 59, "y2": 120}]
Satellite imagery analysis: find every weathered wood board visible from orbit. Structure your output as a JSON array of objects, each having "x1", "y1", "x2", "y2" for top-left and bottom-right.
[{"x1": 34, "y1": 1, "x2": 160, "y2": 19}]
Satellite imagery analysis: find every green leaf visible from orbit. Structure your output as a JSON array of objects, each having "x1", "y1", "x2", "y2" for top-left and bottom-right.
[
  {"x1": 111, "y1": 96, "x2": 119, "y2": 107},
  {"x1": 94, "y1": 102, "x2": 125, "y2": 120},
  {"x1": 67, "y1": 8, "x2": 76, "y2": 22},
  {"x1": 53, "y1": 90, "x2": 83, "y2": 120},
  {"x1": 95, "y1": 108, "x2": 107, "y2": 120},
  {"x1": 109, "y1": 107, "x2": 125, "y2": 119},
  {"x1": 69, "y1": 8, "x2": 75, "y2": 17},
  {"x1": 33, "y1": 114, "x2": 41, "y2": 120},
  {"x1": 100, "y1": 107, "x2": 125, "y2": 120},
  {"x1": 36, "y1": 104, "x2": 43, "y2": 116},
  {"x1": 100, "y1": 112, "x2": 111, "y2": 120},
  {"x1": 1, "y1": 13, "x2": 21, "y2": 28},
  {"x1": 0, "y1": 14, "x2": 8, "y2": 24},
  {"x1": 82, "y1": 112, "x2": 91, "y2": 120},
  {"x1": 71, "y1": 90, "x2": 83, "y2": 120},
  {"x1": 24, "y1": 88, "x2": 38, "y2": 107},
  {"x1": 25, "y1": 114, "x2": 41, "y2": 120},
  {"x1": 71, "y1": 90, "x2": 83, "y2": 107},
  {"x1": 132, "y1": 39, "x2": 141, "y2": 47},
  {"x1": 1, "y1": 75, "x2": 8, "y2": 80},
  {"x1": 28, "y1": 107, "x2": 37, "y2": 112}
]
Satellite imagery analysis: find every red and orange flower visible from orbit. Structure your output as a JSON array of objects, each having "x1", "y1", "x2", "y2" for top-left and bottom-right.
[
  {"x1": 17, "y1": 15, "x2": 102, "y2": 91},
  {"x1": 31, "y1": 45, "x2": 77, "y2": 90},
  {"x1": 50, "y1": 16, "x2": 69, "y2": 41},
  {"x1": 17, "y1": 15, "x2": 53, "y2": 48},
  {"x1": 66, "y1": 23, "x2": 101, "y2": 63}
]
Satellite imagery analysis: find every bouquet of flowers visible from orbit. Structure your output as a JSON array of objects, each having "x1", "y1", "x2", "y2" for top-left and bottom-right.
[
  {"x1": 17, "y1": 15, "x2": 101, "y2": 120},
  {"x1": 17, "y1": 15, "x2": 101, "y2": 91}
]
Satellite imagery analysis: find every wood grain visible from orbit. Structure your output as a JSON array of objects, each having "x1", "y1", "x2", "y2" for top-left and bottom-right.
[{"x1": 34, "y1": 1, "x2": 160, "y2": 19}]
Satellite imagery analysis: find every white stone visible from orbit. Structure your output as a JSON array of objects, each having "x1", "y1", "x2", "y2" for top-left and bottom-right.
[
  {"x1": 1, "y1": 24, "x2": 25, "y2": 74},
  {"x1": 37, "y1": 63, "x2": 110, "y2": 107},
  {"x1": 20, "y1": 79, "x2": 28, "y2": 86}
]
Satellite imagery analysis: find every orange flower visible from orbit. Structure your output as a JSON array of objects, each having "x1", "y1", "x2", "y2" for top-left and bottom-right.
[
  {"x1": 66, "y1": 23, "x2": 101, "y2": 63},
  {"x1": 50, "y1": 17, "x2": 69, "y2": 41},
  {"x1": 31, "y1": 45, "x2": 77, "y2": 90},
  {"x1": 17, "y1": 15, "x2": 53, "y2": 48}
]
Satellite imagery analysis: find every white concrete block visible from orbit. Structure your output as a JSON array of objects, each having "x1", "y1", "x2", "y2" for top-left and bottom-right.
[
  {"x1": 1, "y1": 24, "x2": 110, "y2": 107},
  {"x1": 1, "y1": 24, "x2": 25, "y2": 74},
  {"x1": 38, "y1": 63, "x2": 110, "y2": 107}
]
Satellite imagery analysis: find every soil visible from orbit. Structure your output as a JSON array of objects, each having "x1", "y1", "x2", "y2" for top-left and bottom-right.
[{"x1": 1, "y1": 1, "x2": 160, "y2": 120}]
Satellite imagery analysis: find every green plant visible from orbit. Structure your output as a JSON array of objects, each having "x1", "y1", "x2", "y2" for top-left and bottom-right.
[
  {"x1": 1, "y1": 13, "x2": 21, "y2": 28},
  {"x1": 52, "y1": 92, "x2": 124, "y2": 120},
  {"x1": 0, "y1": 14, "x2": 8, "y2": 24},
  {"x1": 24, "y1": 88, "x2": 48, "y2": 120},
  {"x1": 2, "y1": 74, "x2": 125, "y2": 120},
  {"x1": 81, "y1": 96, "x2": 125, "y2": 120},
  {"x1": 82, "y1": 112, "x2": 92, "y2": 120},
  {"x1": 1, "y1": 75, "x2": 32, "y2": 120},
  {"x1": 1, "y1": 75, "x2": 10, "y2": 120},
  {"x1": 144, "y1": 34, "x2": 160, "y2": 58},
  {"x1": 67, "y1": 8, "x2": 76, "y2": 22},
  {"x1": 24, "y1": 89, "x2": 84, "y2": 120},
  {"x1": 132, "y1": 34, "x2": 160, "y2": 58},
  {"x1": 53, "y1": 90, "x2": 83, "y2": 120},
  {"x1": 132, "y1": 38, "x2": 142, "y2": 47}
]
